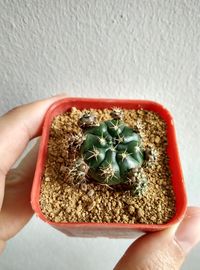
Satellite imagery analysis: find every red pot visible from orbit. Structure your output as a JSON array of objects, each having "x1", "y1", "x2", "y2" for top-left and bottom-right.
[{"x1": 31, "y1": 98, "x2": 187, "y2": 238}]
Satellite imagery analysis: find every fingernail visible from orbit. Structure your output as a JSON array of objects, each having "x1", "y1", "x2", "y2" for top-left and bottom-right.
[{"x1": 175, "y1": 208, "x2": 200, "y2": 254}]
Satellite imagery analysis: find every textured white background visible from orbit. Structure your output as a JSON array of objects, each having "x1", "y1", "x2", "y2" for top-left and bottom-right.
[{"x1": 0, "y1": 0, "x2": 200, "y2": 269}]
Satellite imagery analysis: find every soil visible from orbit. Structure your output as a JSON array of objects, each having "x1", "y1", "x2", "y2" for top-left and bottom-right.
[{"x1": 39, "y1": 107, "x2": 176, "y2": 224}]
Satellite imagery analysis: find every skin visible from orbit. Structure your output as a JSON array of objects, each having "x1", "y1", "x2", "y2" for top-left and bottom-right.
[
  {"x1": 0, "y1": 95, "x2": 200, "y2": 270},
  {"x1": 114, "y1": 207, "x2": 200, "y2": 269},
  {"x1": 0, "y1": 95, "x2": 66, "y2": 250}
]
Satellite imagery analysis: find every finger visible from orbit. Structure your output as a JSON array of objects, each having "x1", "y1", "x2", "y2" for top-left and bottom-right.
[
  {"x1": 174, "y1": 207, "x2": 200, "y2": 254},
  {"x1": 114, "y1": 207, "x2": 200, "y2": 270},
  {"x1": 0, "y1": 141, "x2": 39, "y2": 241},
  {"x1": 0, "y1": 94, "x2": 67, "y2": 175},
  {"x1": 0, "y1": 94, "x2": 67, "y2": 208}
]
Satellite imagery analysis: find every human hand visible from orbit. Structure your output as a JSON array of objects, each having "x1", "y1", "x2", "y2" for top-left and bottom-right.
[
  {"x1": 1, "y1": 97, "x2": 200, "y2": 270},
  {"x1": 114, "y1": 207, "x2": 200, "y2": 270},
  {"x1": 0, "y1": 95, "x2": 66, "y2": 253}
]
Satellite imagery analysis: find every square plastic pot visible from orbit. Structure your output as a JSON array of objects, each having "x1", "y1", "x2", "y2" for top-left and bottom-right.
[{"x1": 31, "y1": 98, "x2": 187, "y2": 238}]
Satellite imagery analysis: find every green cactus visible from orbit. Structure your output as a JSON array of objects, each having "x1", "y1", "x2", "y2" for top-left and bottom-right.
[
  {"x1": 80, "y1": 117, "x2": 145, "y2": 185},
  {"x1": 127, "y1": 168, "x2": 148, "y2": 197}
]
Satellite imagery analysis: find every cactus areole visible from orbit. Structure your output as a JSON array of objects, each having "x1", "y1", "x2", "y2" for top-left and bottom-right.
[{"x1": 80, "y1": 116, "x2": 145, "y2": 185}]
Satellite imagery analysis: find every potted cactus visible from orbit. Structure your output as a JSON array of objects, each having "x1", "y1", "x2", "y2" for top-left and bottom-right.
[
  {"x1": 73, "y1": 110, "x2": 147, "y2": 196},
  {"x1": 31, "y1": 98, "x2": 187, "y2": 238}
]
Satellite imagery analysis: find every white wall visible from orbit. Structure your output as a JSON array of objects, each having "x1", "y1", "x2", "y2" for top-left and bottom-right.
[{"x1": 0, "y1": 1, "x2": 200, "y2": 269}]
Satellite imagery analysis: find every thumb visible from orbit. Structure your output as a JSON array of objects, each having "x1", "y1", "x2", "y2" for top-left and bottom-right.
[
  {"x1": 0, "y1": 140, "x2": 39, "y2": 242},
  {"x1": 114, "y1": 207, "x2": 200, "y2": 270}
]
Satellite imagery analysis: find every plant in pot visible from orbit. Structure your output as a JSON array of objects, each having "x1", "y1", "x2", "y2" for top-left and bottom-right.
[
  {"x1": 31, "y1": 98, "x2": 187, "y2": 238},
  {"x1": 73, "y1": 110, "x2": 146, "y2": 186}
]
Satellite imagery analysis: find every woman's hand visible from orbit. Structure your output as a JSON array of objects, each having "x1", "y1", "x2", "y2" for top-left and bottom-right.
[
  {"x1": 0, "y1": 96, "x2": 200, "y2": 270},
  {"x1": 0, "y1": 95, "x2": 66, "y2": 253},
  {"x1": 114, "y1": 208, "x2": 200, "y2": 269}
]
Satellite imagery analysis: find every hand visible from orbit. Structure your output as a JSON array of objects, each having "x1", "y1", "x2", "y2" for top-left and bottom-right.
[
  {"x1": 0, "y1": 95, "x2": 66, "y2": 253},
  {"x1": 1, "y1": 97, "x2": 200, "y2": 270},
  {"x1": 114, "y1": 207, "x2": 200, "y2": 270}
]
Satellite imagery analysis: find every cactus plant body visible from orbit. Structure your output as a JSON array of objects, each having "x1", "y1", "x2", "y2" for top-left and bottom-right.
[{"x1": 80, "y1": 117, "x2": 145, "y2": 185}]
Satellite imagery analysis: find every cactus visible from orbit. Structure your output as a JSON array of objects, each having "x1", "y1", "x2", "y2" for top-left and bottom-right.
[
  {"x1": 67, "y1": 158, "x2": 89, "y2": 185},
  {"x1": 144, "y1": 146, "x2": 158, "y2": 166},
  {"x1": 78, "y1": 111, "x2": 97, "y2": 128},
  {"x1": 127, "y1": 168, "x2": 148, "y2": 197},
  {"x1": 79, "y1": 111, "x2": 145, "y2": 186},
  {"x1": 110, "y1": 107, "x2": 124, "y2": 120},
  {"x1": 132, "y1": 177, "x2": 148, "y2": 197}
]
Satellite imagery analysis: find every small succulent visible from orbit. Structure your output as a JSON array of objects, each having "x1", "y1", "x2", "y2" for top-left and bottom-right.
[
  {"x1": 110, "y1": 108, "x2": 124, "y2": 120},
  {"x1": 78, "y1": 112, "x2": 97, "y2": 128},
  {"x1": 144, "y1": 146, "x2": 158, "y2": 165},
  {"x1": 68, "y1": 158, "x2": 89, "y2": 184},
  {"x1": 127, "y1": 168, "x2": 148, "y2": 197},
  {"x1": 78, "y1": 110, "x2": 145, "y2": 187},
  {"x1": 68, "y1": 133, "x2": 84, "y2": 149}
]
